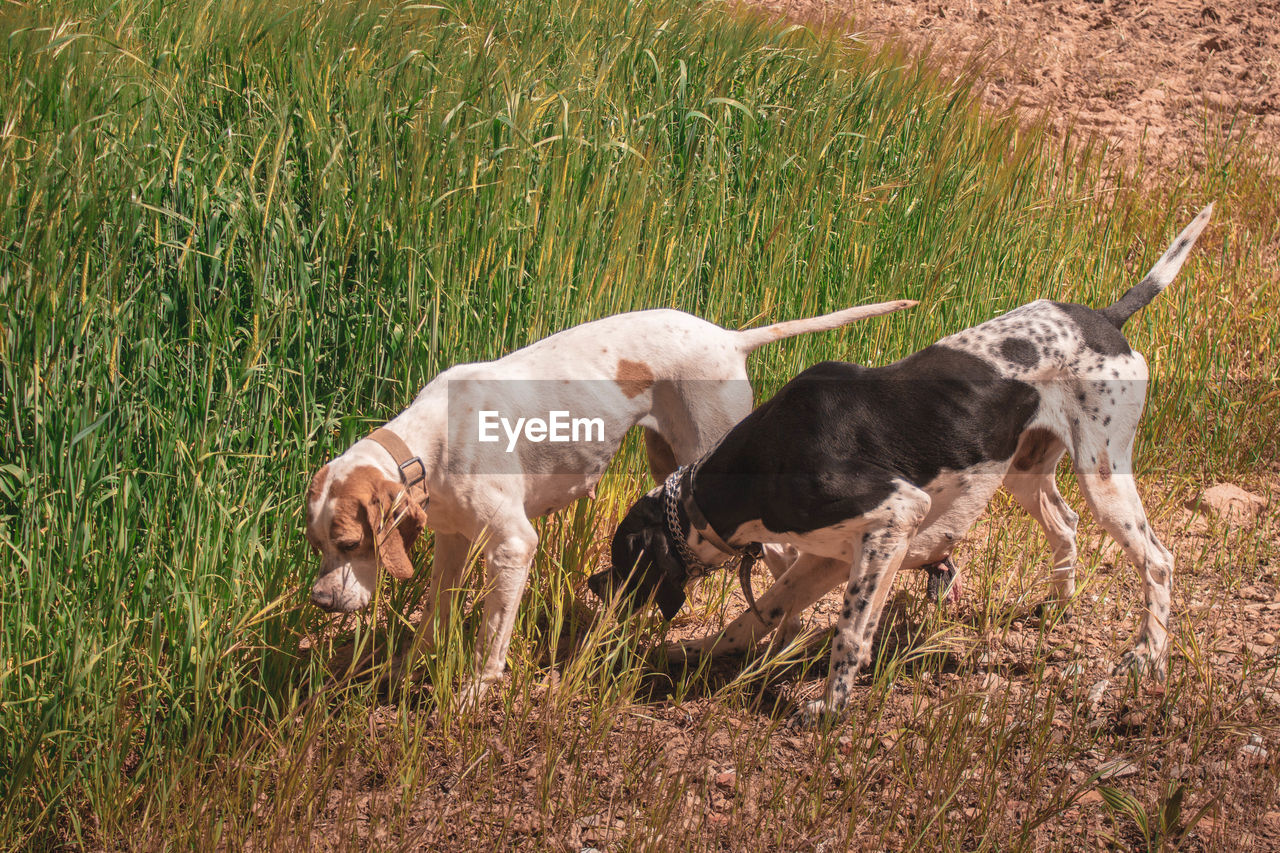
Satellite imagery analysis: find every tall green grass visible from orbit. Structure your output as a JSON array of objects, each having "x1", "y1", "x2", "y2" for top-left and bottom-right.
[{"x1": 1, "y1": 0, "x2": 1275, "y2": 846}]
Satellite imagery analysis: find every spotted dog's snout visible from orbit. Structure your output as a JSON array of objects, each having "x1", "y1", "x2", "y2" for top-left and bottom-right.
[{"x1": 586, "y1": 569, "x2": 614, "y2": 602}]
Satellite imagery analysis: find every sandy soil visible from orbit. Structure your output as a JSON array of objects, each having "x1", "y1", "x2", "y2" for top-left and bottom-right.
[
  {"x1": 295, "y1": 482, "x2": 1280, "y2": 851},
  {"x1": 748, "y1": 0, "x2": 1280, "y2": 171}
]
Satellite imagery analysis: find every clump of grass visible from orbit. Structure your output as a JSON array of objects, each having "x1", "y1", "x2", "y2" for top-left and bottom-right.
[{"x1": 1, "y1": 0, "x2": 1276, "y2": 847}]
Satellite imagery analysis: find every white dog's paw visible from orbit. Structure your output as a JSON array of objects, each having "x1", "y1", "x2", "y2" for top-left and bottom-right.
[{"x1": 456, "y1": 678, "x2": 493, "y2": 711}]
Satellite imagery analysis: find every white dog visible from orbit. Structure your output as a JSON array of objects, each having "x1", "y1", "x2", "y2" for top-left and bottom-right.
[{"x1": 304, "y1": 299, "x2": 914, "y2": 700}]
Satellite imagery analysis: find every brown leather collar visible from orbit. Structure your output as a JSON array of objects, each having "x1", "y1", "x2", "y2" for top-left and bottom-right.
[{"x1": 367, "y1": 427, "x2": 429, "y2": 508}]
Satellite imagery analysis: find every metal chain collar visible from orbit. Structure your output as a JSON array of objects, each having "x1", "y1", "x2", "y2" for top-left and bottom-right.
[{"x1": 662, "y1": 465, "x2": 738, "y2": 579}]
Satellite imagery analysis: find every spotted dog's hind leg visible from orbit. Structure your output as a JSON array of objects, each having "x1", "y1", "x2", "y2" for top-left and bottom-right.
[
  {"x1": 1075, "y1": 459, "x2": 1173, "y2": 678},
  {"x1": 760, "y1": 544, "x2": 803, "y2": 649},
  {"x1": 1069, "y1": 382, "x2": 1173, "y2": 679},
  {"x1": 799, "y1": 480, "x2": 931, "y2": 726},
  {"x1": 1004, "y1": 429, "x2": 1079, "y2": 614},
  {"x1": 673, "y1": 552, "x2": 850, "y2": 659}
]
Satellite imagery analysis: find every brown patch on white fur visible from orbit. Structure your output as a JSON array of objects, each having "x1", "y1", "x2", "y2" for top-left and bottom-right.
[
  {"x1": 323, "y1": 465, "x2": 425, "y2": 579},
  {"x1": 306, "y1": 465, "x2": 330, "y2": 521},
  {"x1": 615, "y1": 359, "x2": 655, "y2": 398}
]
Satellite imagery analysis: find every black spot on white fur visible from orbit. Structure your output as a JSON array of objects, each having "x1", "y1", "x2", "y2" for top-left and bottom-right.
[{"x1": 1000, "y1": 337, "x2": 1039, "y2": 367}]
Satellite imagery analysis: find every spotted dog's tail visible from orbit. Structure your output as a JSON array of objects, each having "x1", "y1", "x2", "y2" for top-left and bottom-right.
[
  {"x1": 1101, "y1": 204, "x2": 1214, "y2": 330},
  {"x1": 733, "y1": 299, "x2": 917, "y2": 353}
]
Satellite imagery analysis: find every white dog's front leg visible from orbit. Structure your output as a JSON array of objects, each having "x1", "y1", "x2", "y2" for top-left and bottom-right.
[
  {"x1": 423, "y1": 533, "x2": 474, "y2": 645},
  {"x1": 753, "y1": 544, "x2": 798, "y2": 647},
  {"x1": 459, "y1": 519, "x2": 538, "y2": 707},
  {"x1": 400, "y1": 532, "x2": 473, "y2": 669}
]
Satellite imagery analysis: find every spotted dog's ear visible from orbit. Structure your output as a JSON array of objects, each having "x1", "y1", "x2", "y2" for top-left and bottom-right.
[
  {"x1": 641, "y1": 526, "x2": 688, "y2": 621},
  {"x1": 592, "y1": 525, "x2": 687, "y2": 619},
  {"x1": 367, "y1": 479, "x2": 426, "y2": 579}
]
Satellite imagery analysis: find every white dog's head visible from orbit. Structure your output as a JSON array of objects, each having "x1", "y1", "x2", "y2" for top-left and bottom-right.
[{"x1": 305, "y1": 462, "x2": 425, "y2": 612}]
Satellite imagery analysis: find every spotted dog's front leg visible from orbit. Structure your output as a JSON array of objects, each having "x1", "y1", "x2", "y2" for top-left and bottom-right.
[{"x1": 797, "y1": 482, "x2": 931, "y2": 727}]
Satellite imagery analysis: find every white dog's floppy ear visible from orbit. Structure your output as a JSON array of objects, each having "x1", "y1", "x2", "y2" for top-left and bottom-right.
[{"x1": 367, "y1": 480, "x2": 426, "y2": 579}]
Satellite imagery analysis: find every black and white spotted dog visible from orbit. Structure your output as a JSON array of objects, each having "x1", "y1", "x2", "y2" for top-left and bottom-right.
[{"x1": 589, "y1": 206, "x2": 1213, "y2": 723}]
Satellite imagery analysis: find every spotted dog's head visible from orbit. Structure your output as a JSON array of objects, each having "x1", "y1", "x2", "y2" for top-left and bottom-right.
[
  {"x1": 305, "y1": 463, "x2": 426, "y2": 612},
  {"x1": 588, "y1": 491, "x2": 688, "y2": 620}
]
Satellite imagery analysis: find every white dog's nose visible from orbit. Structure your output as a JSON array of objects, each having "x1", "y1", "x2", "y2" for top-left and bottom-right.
[{"x1": 310, "y1": 586, "x2": 337, "y2": 611}]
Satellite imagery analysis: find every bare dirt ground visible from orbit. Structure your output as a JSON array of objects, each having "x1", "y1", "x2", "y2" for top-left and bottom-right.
[
  {"x1": 295, "y1": 481, "x2": 1280, "y2": 851},
  {"x1": 748, "y1": 0, "x2": 1280, "y2": 172}
]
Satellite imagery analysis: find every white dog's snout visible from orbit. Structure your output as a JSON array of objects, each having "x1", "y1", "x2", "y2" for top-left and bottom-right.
[{"x1": 309, "y1": 562, "x2": 372, "y2": 612}]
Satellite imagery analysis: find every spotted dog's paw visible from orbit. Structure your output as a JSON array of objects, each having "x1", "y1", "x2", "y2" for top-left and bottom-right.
[
  {"x1": 1112, "y1": 649, "x2": 1166, "y2": 682},
  {"x1": 789, "y1": 699, "x2": 838, "y2": 730}
]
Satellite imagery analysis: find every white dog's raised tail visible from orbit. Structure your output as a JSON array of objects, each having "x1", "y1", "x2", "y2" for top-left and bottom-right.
[{"x1": 732, "y1": 298, "x2": 918, "y2": 353}]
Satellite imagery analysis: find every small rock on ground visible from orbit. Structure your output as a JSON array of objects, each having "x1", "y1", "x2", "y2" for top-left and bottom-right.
[{"x1": 1187, "y1": 483, "x2": 1267, "y2": 525}]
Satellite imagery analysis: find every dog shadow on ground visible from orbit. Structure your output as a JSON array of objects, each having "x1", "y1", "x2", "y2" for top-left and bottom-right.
[
  {"x1": 299, "y1": 578, "x2": 1049, "y2": 720},
  {"x1": 530, "y1": 587, "x2": 1004, "y2": 721}
]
